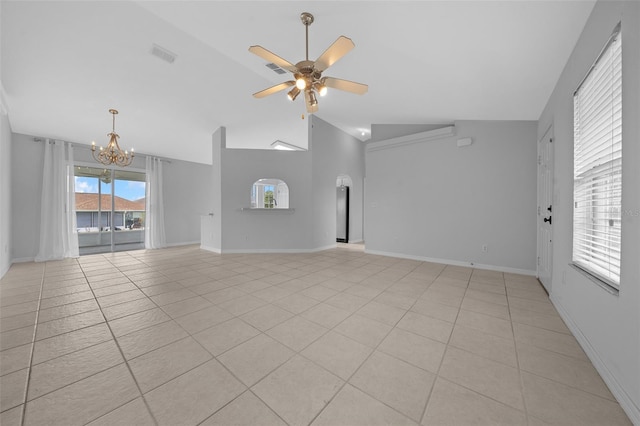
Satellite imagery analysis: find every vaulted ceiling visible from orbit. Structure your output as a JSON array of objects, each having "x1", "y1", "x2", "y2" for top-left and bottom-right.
[{"x1": 1, "y1": 1, "x2": 595, "y2": 164}]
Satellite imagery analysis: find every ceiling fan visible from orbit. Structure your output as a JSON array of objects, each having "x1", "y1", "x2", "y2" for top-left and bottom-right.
[{"x1": 249, "y1": 12, "x2": 368, "y2": 113}]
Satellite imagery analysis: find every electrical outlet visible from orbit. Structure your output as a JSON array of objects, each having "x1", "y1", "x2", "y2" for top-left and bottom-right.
[{"x1": 481, "y1": 245, "x2": 488, "y2": 253}]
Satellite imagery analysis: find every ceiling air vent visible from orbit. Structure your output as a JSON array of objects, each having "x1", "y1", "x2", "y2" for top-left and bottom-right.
[
  {"x1": 150, "y1": 44, "x2": 177, "y2": 64},
  {"x1": 265, "y1": 63, "x2": 287, "y2": 75}
]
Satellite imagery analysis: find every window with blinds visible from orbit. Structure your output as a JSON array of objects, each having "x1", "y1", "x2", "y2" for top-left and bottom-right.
[{"x1": 573, "y1": 24, "x2": 622, "y2": 288}]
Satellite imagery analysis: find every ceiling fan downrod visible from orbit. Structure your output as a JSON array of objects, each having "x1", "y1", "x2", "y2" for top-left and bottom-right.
[{"x1": 301, "y1": 12, "x2": 314, "y2": 61}]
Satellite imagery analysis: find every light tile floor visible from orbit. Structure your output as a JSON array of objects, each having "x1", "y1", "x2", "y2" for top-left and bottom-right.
[{"x1": 0, "y1": 244, "x2": 632, "y2": 426}]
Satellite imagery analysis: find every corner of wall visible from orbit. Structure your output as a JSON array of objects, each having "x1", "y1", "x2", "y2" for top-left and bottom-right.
[{"x1": 0, "y1": 91, "x2": 13, "y2": 277}]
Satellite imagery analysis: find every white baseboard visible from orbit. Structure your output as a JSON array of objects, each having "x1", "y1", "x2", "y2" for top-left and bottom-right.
[
  {"x1": 550, "y1": 295, "x2": 640, "y2": 425},
  {"x1": 166, "y1": 240, "x2": 200, "y2": 248},
  {"x1": 310, "y1": 244, "x2": 338, "y2": 252},
  {"x1": 11, "y1": 257, "x2": 35, "y2": 264},
  {"x1": 200, "y1": 244, "x2": 221, "y2": 254},
  {"x1": 0, "y1": 262, "x2": 10, "y2": 279},
  {"x1": 363, "y1": 249, "x2": 536, "y2": 276},
  {"x1": 218, "y1": 244, "x2": 337, "y2": 255}
]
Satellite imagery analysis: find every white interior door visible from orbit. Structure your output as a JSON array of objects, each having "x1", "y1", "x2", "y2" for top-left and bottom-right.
[{"x1": 537, "y1": 126, "x2": 554, "y2": 292}]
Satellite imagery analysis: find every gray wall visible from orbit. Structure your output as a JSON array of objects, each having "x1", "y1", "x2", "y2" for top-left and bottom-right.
[
  {"x1": 219, "y1": 142, "x2": 314, "y2": 252},
  {"x1": 537, "y1": 1, "x2": 640, "y2": 422},
  {"x1": 365, "y1": 121, "x2": 537, "y2": 273},
  {"x1": 11, "y1": 133, "x2": 43, "y2": 261},
  {"x1": 10, "y1": 133, "x2": 211, "y2": 260},
  {"x1": 163, "y1": 157, "x2": 213, "y2": 246},
  {"x1": 207, "y1": 117, "x2": 365, "y2": 253},
  {"x1": 311, "y1": 116, "x2": 365, "y2": 247},
  {"x1": 0, "y1": 106, "x2": 12, "y2": 275}
]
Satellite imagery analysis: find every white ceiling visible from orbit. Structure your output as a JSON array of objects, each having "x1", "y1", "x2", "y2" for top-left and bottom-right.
[{"x1": 1, "y1": 1, "x2": 595, "y2": 164}]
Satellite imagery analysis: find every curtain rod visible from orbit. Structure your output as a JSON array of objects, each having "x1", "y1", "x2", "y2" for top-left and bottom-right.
[{"x1": 32, "y1": 137, "x2": 172, "y2": 163}]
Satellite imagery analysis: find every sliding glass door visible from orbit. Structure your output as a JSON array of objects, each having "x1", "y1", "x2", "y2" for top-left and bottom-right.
[{"x1": 75, "y1": 166, "x2": 146, "y2": 254}]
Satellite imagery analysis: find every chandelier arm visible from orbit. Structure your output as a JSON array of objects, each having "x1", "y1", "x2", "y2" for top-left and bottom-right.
[{"x1": 91, "y1": 109, "x2": 133, "y2": 167}]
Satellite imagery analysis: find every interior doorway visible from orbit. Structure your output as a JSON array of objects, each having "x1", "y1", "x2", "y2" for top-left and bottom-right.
[
  {"x1": 537, "y1": 126, "x2": 554, "y2": 292},
  {"x1": 336, "y1": 175, "x2": 353, "y2": 243}
]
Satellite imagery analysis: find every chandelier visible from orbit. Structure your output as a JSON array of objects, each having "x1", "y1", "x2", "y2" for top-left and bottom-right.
[{"x1": 91, "y1": 109, "x2": 134, "y2": 167}]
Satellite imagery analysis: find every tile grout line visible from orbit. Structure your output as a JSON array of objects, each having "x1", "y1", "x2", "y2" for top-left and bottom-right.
[
  {"x1": 19, "y1": 261, "x2": 46, "y2": 426},
  {"x1": 507, "y1": 272, "x2": 535, "y2": 426},
  {"x1": 416, "y1": 265, "x2": 470, "y2": 425}
]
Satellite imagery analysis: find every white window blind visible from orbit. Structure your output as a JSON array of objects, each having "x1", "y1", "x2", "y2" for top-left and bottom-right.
[{"x1": 573, "y1": 24, "x2": 622, "y2": 288}]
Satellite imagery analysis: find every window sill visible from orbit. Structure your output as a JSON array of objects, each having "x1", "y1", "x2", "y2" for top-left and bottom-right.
[
  {"x1": 240, "y1": 207, "x2": 295, "y2": 212},
  {"x1": 569, "y1": 263, "x2": 619, "y2": 296}
]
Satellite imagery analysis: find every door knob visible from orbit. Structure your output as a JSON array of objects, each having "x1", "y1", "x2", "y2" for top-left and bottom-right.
[
  {"x1": 544, "y1": 216, "x2": 552, "y2": 225},
  {"x1": 547, "y1": 205, "x2": 552, "y2": 213}
]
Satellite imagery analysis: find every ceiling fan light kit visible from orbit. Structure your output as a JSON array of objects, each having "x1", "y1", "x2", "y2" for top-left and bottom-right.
[{"x1": 249, "y1": 12, "x2": 368, "y2": 113}]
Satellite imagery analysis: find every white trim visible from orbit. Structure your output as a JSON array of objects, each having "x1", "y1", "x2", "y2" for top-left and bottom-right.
[
  {"x1": 240, "y1": 207, "x2": 295, "y2": 212},
  {"x1": 165, "y1": 240, "x2": 200, "y2": 248},
  {"x1": 11, "y1": 257, "x2": 35, "y2": 264},
  {"x1": 271, "y1": 140, "x2": 306, "y2": 151},
  {"x1": 346, "y1": 239, "x2": 364, "y2": 244},
  {"x1": 550, "y1": 295, "x2": 640, "y2": 425},
  {"x1": 1, "y1": 263, "x2": 10, "y2": 279},
  {"x1": 219, "y1": 244, "x2": 337, "y2": 254},
  {"x1": 200, "y1": 244, "x2": 221, "y2": 253},
  {"x1": 0, "y1": 82, "x2": 8, "y2": 116},
  {"x1": 366, "y1": 126, "x2": 456, "y2": 152},
  {"x1": 311, "y1": 244, "x2": 338, "y2": 252},
  {"x1": 364, "y1": 249, "x2": 536, "y2": 276}
]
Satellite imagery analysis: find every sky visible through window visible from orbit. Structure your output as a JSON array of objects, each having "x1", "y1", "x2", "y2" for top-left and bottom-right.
[{"x1": 75, "y1": 177, "x2": 146, "y2": 201}]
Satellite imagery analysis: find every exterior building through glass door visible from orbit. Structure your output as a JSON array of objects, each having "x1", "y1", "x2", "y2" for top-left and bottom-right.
[{"x1": 74, "y1": 166, "x2": 145, "y2": 254}]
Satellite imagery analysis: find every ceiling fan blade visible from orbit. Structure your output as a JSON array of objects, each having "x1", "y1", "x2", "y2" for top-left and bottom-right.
[
  {"x1": 314, "y1": 36, "x2": 355, "y2": 72},
  {"x1": 323, "y1": 77, "x2": 368, "y2": 95},
  {"x1": 249, "y1": 45, "x2": 298, "y2": 72},
  {"x1": 304, "y1": 91, "x2": 319, "y2": 113},
  {"x1": 253, "y1": 81, "x2": 295, "y2": 98}
]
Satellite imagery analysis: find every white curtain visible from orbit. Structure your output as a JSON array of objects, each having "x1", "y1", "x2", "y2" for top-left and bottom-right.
[
  {"x1": 145, "y1": 156, "x2": 166, "y2": 249},
  {"x1": 35, "y1": 140, "x2": 79, "y2": 261}
]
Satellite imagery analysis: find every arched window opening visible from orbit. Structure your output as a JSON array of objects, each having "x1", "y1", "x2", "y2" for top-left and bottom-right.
[{"x1": 251, "y1": 179, "x2": 289, "y2": 209}]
